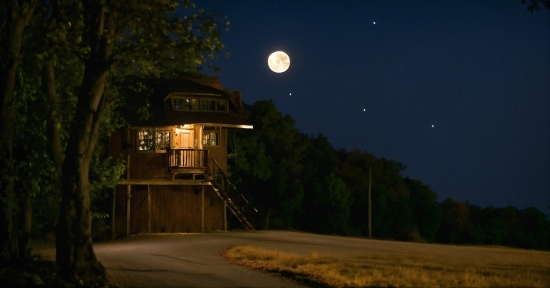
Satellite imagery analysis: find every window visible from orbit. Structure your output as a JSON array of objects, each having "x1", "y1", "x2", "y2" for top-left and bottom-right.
[
  {"x1": 216, "y1": 100, "x2": 227, "y2": 111},
  {"x1": 201, "y1": 99, "x2": 216, "y2": 111},
  {"x1": 203, "y1": 130, "x2": 219, "y2": 146},
  {"x1": 201, "y1": 99, "x2": 227, "y2": 111},
  {"x1": 174, "y1": 99, "x2": 184, "y2": 110},
  {"x1": 156, "y1": 131, "x2": 170, "y2": 150},
  {"x1": 172, "y1": 97, "x2": 227, "y2": 112},
  {"x1": 185, "y1": 98, "x2": 199, "y2": 110},
  {"x1": 138, "y1": 129, "x2": 154, "y2": 151},
  {"x1": 137, "y1": 128, "x2": 171, "y2": 152}
]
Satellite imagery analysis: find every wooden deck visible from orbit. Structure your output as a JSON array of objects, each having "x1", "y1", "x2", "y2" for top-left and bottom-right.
[{"x1": 119, "y1": 179, "x2": 212, "y2": 185}]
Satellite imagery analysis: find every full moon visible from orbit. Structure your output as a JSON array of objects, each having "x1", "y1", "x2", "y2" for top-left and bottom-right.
[{"x1": 268, "y1": 51, "x2": 290, "y2": 73}]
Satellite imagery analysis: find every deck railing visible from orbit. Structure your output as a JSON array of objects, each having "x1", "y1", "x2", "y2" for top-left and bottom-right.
[{"x1": 168, "y1": 148, "x2": 208, "y2": 169}]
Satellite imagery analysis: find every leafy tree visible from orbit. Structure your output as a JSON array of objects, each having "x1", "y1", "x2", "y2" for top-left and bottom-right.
[
  {"x1": 2, "y1": 0, "x2": 228, "y2": 284},
  {"x1": 335, "y1": 151, "x2": 417, "y2": 240},
  {"x1": 307, "y1": 173, "x2": 351, "y2": 234},
  {"x1": 230, "y1": 100, "x2": 306, "y2": 229},
  {"x1": 465, "y1": 203, "x2": 486, "y2": 244},
  {"x1": 501, "y1": 205, "x2": 522, "y2": 247},
  {"x1": 436, "y1": 198, "x2": 470, "y2": 243},
  {"x1": 484, "y1": 217, "x2": 509, "y2": 245},
  {"x1": 0, "y1": 0, "x2": 39, "y2": 261},
  {"x1": 370, "y1": 158, "x2": 414, "y2": 240},
  {"x1": 297, "y1": 134, "x2": 340, "y2": 232},
  {"x1": 11, "y1": 45, "x2": 64, "y2": 257},
  {"x1": 522, "y1": 0, "x2": 550, "y2": 11},
  {"x1": 515, "y1": 207, "x2": 550, "y2": 249},
  {"x1": 405, "y1": 178, "x2": 442, "y2": 242},
  {"x1": 334, "y1": 149, "x2": 374, "y2": 236}
]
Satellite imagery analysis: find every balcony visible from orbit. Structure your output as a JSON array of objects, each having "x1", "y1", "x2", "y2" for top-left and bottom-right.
[{"x1": 168, "y1": 148, "x2": 209, "y2": 175}]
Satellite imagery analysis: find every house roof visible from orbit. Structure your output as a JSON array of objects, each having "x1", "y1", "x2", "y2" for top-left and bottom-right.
[{"x1": 125, "y1": 77, "x2": 252, "y2": 129}]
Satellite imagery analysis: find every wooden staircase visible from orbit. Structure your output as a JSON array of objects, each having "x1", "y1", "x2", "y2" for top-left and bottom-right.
[{"x1": 205, "y1": 159, "x2": 256, "y2": 230}]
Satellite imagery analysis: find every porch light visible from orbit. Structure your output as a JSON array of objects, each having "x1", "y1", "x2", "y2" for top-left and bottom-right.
[{"x1": 175, "y1": 127, "x2": 190, "y2": 135}]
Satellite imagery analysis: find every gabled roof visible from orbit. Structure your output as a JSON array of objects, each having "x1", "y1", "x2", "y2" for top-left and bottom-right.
[{"x1": 125, "y1": 77, "x2": 252, "y2": 128}]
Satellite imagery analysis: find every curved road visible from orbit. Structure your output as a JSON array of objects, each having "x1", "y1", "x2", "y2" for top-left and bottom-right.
[{"x1": 37, "y1": 231, "x2": 422, "y2": 287}]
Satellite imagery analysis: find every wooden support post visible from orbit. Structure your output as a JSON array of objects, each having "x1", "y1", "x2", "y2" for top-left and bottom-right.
[
  {"x1": 223, "y1": 200, "x2": 227, "y2": 232},
  {"x1": 126, "y1": 185, "x2": 131, "y2": 236},
  {"x1": 368, "y1": 165, "x2": 372, "y2": 238},
  {"x1": 111, "y1": 188, "x2": 116, "y2": 241},
  {"x1": 126, "y1": 128, "x2": 131, "y2": 237},
  {"x1": 201, "y1": 186, "x2": 204, "y2": 233},
  {"x1": 148, "y1": 185, "x2": 151, "y2": 233}
]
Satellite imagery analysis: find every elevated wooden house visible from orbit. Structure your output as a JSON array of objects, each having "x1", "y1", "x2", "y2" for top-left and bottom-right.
[{"x1": 109, "y1": 77, "x2": 255, "y2": 238}]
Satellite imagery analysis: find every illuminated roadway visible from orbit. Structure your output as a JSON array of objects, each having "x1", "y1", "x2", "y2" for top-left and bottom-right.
[
  {"x1": 96, "y1": 231, "x2": 312, "y2": 287},
  {"x1": 39, "y1": 231, "x2": 413, "y2": 287}
]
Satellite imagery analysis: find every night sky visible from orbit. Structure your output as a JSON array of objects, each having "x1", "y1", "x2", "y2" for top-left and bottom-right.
[{"x1": 199, "y1": 1, "x2": 549, "y2": 214}]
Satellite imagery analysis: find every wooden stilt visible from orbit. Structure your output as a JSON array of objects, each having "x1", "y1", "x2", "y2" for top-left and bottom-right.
[
  {"x1": 148, "y1": 185, "x2": 151, "y2": 233},
  {"x1": 126, "y1": 185, "x2": 131, "y2": 236},
  {"x1": 111, "y1": 188, "x2": 116, "y2": 240},
  {"x1": 223, "y1": 200, "x2": 227, "y2": 232},
  {"x1": 201, "y1": 186, "x2": 204, "y2": 233},
  {"x1": 126, "y1": 128, "x2": 131, "y2": 237}
]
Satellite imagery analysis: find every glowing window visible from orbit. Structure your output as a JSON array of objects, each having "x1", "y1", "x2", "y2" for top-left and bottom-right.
[
  {"x1": 202, "y1": 131, "x2": 219, "y2": 146},
  {"x1": 185, "y1": 98, "x2": 199, "y2": 110},
  {"x1": 138, "y1": 129, "x2": 154, "y2": 151},
  {"x1": 137, "y1": 128, "x2": 171, "y2": 152}
]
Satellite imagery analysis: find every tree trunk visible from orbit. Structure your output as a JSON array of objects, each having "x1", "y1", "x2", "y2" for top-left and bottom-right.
[
  {"x1": 56, "y1": 67, "x2": 109, "y2": 285},
  {"x1": 18, "y1": 196, "x2": 32, "y2": 258},
  {"x1": 264, "y1": 209, "x2": 273, "y2": 230},
  {"x1": 57, "y1": 148, "x2": 106, "y2": 285},
  {"x1": 0, "y1": 0, "x2": 37, "y2": 261},
  {"x1": 55, "y1": 2, "x2": 115, "y2": 284},
  {"x1": 43, "y1": 58, "x2": 64, "y2": 172}
]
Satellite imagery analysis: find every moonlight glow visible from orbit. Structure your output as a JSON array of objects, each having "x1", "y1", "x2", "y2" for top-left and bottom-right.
[{"x1": 268, "y1": 51, "x2": 290, "y2": 73}]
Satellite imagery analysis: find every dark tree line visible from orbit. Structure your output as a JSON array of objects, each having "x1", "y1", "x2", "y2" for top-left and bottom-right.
[
  {"x1": 437, "y1": 199, "x2": 549, "y2": 250},
  {"x1": 229, "y1": 100, "x2": 550, "y2": 250}
]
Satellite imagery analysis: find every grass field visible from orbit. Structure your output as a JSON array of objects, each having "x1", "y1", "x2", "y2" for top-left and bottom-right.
[{"x1": 222, "y1": 241, "x2": 550, "y2": 287}]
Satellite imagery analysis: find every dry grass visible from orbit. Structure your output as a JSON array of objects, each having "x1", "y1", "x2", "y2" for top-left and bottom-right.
[{"x1": 222, "y1": 244, "x2": 550, "y2": 287}]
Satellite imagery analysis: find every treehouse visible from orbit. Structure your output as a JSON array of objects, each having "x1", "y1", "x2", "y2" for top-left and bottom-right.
[{"x1": 109, "y1": 77, "x2": 255, "y2": 238}]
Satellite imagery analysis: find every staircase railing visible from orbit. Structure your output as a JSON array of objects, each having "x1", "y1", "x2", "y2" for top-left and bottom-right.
[{"x1": 209, "y1": 159, "x2": 257, "y2": 230}]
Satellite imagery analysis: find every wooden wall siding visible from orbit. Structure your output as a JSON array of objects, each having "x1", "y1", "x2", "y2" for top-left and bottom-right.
[
  {"x1": 114, "y1": 185, "x2": 128, "y2": 237},
  {"x1": 130, "y1": 153, "x2": 170, "y2": 179},
  {"x1": 203, "y1": 186, "x2": 224, "y2": 231},
  {"x1": 206, "y1": 129, "x2": 228, "y2": 173},
  {"x1": 152, "y1": 185, "x2": 201, "y2": 233},
  {"x1": 113, "y1": 185, "x2": 224, "y2": 237},
  {"x1": 130, "y1": 185, "x2": 149, "y2": 235}
]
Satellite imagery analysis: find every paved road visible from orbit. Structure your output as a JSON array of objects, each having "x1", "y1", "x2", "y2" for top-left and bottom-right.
[
  {"x1": 37, "y1": 231, "x2": 415, "y2": 287},
  {"x1": 97, "y1": 231, "x2": 312, "y2": 288}
]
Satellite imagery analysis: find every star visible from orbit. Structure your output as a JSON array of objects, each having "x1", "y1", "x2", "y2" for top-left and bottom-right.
[
  {"x1": 373, "y1": 22, "x2": 376, "y2": 25},
  {"x1": 431, "y1": 124, "x2": 435, "y2": 128},
  {"x1": 289, "y1": 92, "x2": 292, "y2": 96},
  {"x1": 363, "y1": 108, "x2": 366, "y2": 112}
]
